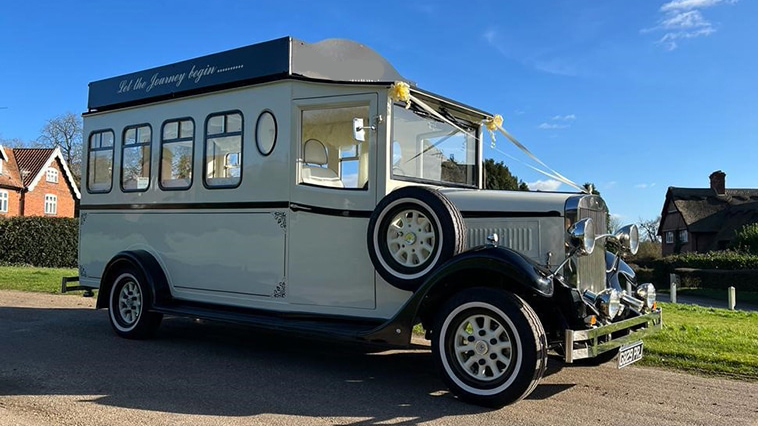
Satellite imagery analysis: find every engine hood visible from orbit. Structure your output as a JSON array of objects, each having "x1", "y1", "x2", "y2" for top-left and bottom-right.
[{"x1": 438, "y1": 189, "x2": 579, "y2": 217}]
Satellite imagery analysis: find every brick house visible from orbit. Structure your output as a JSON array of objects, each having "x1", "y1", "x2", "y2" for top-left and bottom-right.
[
  {"x1": 0, "y1": 145, "x2": 81, "y2": 218},
  {"x1": 657, "y1": 171, "x2": 758, "y2": 255}
]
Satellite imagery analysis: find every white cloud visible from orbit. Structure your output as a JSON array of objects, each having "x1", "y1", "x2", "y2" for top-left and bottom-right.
[
  {"x1": 527, "y1": 179, "x2": 562, "y2": 191},
  {"x1": 482, "y1": 29, "x2": 580, "y2": 77},
  {"x1": 660, "y1": 0, "x2": 735, "y2": 11},
  {"x1": 538, "y1": 122, "x2": 570, "y2": 129},
  {"x1": 634, "y1": 183, "x2": 657, "y2": 189},
  {"x1": 551, "y1": 114, "x2": 576, "y2": 121},
  {"x1": 644, "y1": 0, "x2": 735, "y2": 50},
  {"x1": 604, "y1": 181, "x2": 618, "y2": 189}
]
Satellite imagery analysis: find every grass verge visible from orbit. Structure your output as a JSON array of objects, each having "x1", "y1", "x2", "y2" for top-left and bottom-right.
[
  {"x1": 0, "y1": 265, "x2": 79, "y2": 294},
  {"x1": 638, "y1": 302, "x2": 758, "y2": 381}
]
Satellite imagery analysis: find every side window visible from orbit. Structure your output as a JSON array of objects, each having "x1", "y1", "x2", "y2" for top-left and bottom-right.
[
  {"x1": 205, "y1": 112, "x2": 242, "y2": 188},
  {"x1": 88, "y1": 130, "x2": 114, "y2": 193},
  {"x1": 44, "y1": 194, "x2": 57, "y2": 215},
  {"x1": 160, "y1": 119, "x2": 194, "y2": 189},
  {"x1": 46, "y1": 168, "x2": 59, "y2": 183},
  {"x1": 0, "y1": 190, "x2": 8, "y2": 212},
  {"x1": 300, "y1": 105, "x2": 369, "y2": 189},
  {"x1": 121, "y1": 124, "x2": 152, "y2": 192}
]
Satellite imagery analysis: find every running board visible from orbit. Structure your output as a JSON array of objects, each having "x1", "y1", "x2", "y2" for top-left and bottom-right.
[{"x1": 151, "y1": 301, "x2": 398, "y2": 345}]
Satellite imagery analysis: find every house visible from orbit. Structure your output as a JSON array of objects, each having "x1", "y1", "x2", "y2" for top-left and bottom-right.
[
  {"x1": 658, "y1": 171, "x2": 758, "y2": 255},
  {"x1": 0, "y1": 145, "x2": 81, "y2": 218}
]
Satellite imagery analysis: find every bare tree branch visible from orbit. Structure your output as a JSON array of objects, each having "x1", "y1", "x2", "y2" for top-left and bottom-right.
[
  {"x1": 638, "y1": 216, "x2": 661, "y2": 242},
  {"x1": 38, "y1": 112, "x2": 82, "y2": 186}
]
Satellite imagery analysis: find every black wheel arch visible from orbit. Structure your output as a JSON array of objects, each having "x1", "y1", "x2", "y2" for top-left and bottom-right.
[
  {"x1": 362, "y1": 245, "x2": 566, "y2": 345},
  {"x1": 96, "y1": 250, "x2": 171, "y2": 310}
]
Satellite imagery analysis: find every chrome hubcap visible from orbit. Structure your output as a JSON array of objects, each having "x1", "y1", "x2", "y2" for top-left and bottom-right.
[
  {"x1": 386, "y1": 209, "x2": 435, "y2": 267},
  {"x1": 118, "y1": 281, "x2": 142, "y2": 325},
  {"x1": 454, "y1": 314, "x2": 513, "y2": 382}
]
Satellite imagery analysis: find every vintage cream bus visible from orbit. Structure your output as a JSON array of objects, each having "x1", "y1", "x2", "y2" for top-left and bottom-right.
[{"x1": 76, "y1": 37, "x2": 661, "y2": 407}]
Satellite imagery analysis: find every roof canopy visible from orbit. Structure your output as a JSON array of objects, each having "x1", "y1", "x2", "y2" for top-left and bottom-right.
[{"x1": 88, "y1": 37, "x2": 411, "y2": 111}]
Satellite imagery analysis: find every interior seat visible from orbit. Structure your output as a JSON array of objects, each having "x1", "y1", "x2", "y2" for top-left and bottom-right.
[{"x1": 302, "y1": 138, "x2": 344, "y2": 188}]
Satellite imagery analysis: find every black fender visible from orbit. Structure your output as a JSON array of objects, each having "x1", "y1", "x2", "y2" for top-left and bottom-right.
[
  {"x1": 95, "y1": 250, "x2": 172, "y2": 310},
  {"x1": 361, "y1": 246, "x2": 555, "y2": 345}
]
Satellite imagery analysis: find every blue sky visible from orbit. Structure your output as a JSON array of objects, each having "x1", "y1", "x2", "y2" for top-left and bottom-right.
[{"x1": 1, "y1": 0, "x2": 755, "y2": 224}]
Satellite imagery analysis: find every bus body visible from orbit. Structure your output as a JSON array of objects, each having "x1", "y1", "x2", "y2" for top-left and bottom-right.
[{"x1": 79, "y1": 37, "x2": 660, "y2": 407}]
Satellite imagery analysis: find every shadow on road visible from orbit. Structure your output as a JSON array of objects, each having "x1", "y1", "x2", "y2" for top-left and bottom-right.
[{"x1": 0, "y1": 305, "x2": 574, "y2": 423}]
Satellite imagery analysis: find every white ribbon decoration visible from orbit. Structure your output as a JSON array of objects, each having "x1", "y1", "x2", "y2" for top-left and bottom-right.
[{"x1": 389, "y1": 81, "x2": 587, "y2": 193}]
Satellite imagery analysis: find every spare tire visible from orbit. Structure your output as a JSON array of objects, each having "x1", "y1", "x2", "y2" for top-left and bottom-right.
[{"x1": 367, "y1": 186, "x2": 466, "y2": 291}]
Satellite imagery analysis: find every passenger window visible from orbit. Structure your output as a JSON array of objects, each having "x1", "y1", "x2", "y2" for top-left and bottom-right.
[
  {"x1": 160, "y1": 119, "x2": 194, "y2": 189},
  {"x1": 121, "y1": 125, "x2": 152, "y2": 191},
  {"x1": 87, "y1": 130, "x2": 114, "y2": 193},
  {"x1": 300, "y1": 105, "x2": 369, "y2": 189},
  {"x1": 205, "y1": 112, "x2": 243, "y2": 188}
]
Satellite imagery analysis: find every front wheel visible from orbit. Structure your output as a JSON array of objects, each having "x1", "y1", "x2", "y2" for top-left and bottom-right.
[
  {"x1": 108, "y1": 265, "x2": 163, "y2": 339},
  {"x1": 432, "y1": 288, "x2": 547, "y2": 407}
]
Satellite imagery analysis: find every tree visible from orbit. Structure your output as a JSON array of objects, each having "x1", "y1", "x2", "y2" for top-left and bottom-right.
[
  {"x1": 638, "y1": 216, "x2": 661, "y2": 243},
  {"x1": 729, "y1": 223, "x2": 758, "y2": 254},
  {"x1": 38, "y1": 112, "x2": 83, "y2": 186},
  {"x1": 484, "y1": 159, "x2": 529, "y2": 191}
]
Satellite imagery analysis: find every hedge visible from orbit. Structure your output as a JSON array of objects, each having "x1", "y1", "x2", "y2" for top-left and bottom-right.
[
  {"x1": 0, "y1": 216, "x2": 78, "y2": 268},
  {"x1": 673, "y1": 268, "x2": 758, "y2": 292},
  {"x1": 630, "y1": 250, "x2": 758, "y2": 292}
]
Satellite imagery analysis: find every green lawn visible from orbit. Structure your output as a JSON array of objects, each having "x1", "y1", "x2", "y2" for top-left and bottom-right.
[
  {"x1": 0, "y1": 265, "x2": 78, "y2": 293},
  {"x1": 639, "y1": 302, "x2": 758, "y2": 380}
]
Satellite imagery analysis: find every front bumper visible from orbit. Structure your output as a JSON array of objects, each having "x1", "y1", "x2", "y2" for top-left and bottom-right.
[{"x1": 564, "y1": 310, "x2": 662, "y2": 363}]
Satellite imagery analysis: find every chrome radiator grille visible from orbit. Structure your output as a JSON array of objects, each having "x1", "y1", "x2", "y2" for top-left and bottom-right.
[{"x1": 570, "y1": 196, "x2": 608, "y2": 293}]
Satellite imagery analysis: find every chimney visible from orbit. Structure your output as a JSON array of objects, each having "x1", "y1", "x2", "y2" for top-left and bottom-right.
[{"x1": 709, "y1": 170, "x2": 726, "y2": 195}]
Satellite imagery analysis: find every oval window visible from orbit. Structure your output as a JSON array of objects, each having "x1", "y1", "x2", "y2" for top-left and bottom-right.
[{"x1": 256, "y1": 111, "x2": 277, "y2": 156}]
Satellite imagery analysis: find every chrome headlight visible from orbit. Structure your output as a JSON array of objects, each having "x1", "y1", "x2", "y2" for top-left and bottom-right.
[
  {"x1": 568, "y1": 218, "x2": 595, "y2": 255},
  {"x1": 614, "y1": 224, "x2": 639, "y2": 255},
  {"x1": 600, "y1": 289, "x2": 621, "y2": 319},
  {"x1": 636, "y1": 283, "x2": 656, "y2": 309}
]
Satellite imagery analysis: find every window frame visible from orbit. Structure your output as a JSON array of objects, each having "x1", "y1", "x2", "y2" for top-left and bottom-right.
[
  {"x1": 0, "y1": 190, "x2": 8, "y2": 212},
  {"x1": 390, "y1": 102, "x2": 480, "y2": 189},
  {"x1": 159, "y1": 117, "x2": 195, "y2": 191},
  {"x1": 120, "y1": 123, "x2": 153, "y2": 193},
  {"x1": 44, "y1": 194, "x2": 57, "y2": 215},
  {"x1": 46, "y1": 167, "x2": 59, "y2": 183},
  {"x1": 203, "y1": 110, "x2": 244, "y2": 189},
  {"x1": 679, "y1": 229, "x2": 688, "y2": 243},
  {"x1": 665, "y1": 231, "x2": 674, "y2": 244},
  {"x1": 87, "y1": 129, "x2": 115, "y2": 194},
  {"x1": 255, "y1": 110, "x2": 277, "y2": 156}
]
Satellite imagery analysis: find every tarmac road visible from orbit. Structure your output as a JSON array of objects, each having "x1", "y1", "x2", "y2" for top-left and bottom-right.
[{"x1": 1, "y1": 290, "x2": 757, "y2": 426}]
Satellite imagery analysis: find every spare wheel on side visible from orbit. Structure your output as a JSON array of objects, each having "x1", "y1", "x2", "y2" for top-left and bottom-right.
[{"x1": 367, "y1": 186, "x2": 466, "y2": 291}]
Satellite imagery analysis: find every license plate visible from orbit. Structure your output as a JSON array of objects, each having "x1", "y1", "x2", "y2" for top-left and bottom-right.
[{"x1": 617, "y1": 341, "x2": 644, "y2": 368}]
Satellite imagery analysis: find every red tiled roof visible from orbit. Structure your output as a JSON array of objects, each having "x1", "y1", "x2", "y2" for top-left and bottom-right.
[
  {"x1": 13, "y1": 148, "x2": 55, "y2": 187},
  {"x1": 0, "y1": 147, "x2": 24, "y2": 190}
]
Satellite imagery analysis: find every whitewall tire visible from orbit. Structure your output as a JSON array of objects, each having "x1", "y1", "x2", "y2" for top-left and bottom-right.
[
  {"x1": 367, "y1": 186, "x2": 465, "y2": 291},
  {"x1": 108, "y1": 266, "x2": 163, "y2": 339},
  {"x1": 432, "y1": 288, "x2": 547, "y2": 407}
]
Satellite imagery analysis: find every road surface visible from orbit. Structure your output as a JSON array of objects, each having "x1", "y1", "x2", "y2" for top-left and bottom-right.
[{"x1": 1, "y1": 290, "x2": 757, "y2": 426}]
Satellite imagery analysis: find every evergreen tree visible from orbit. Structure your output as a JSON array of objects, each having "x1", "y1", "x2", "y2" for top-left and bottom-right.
[{"x1": 484, "y1": 159, "x2": 529, "y2": 191}]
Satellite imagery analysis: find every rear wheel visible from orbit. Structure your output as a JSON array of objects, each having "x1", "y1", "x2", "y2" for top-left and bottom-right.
[
  {"x1": 432, "y1": 288, "x2": 547, "y2": 407},
  {"x1": 108, "y1": 265, "x2": 162, "y2": 339}
]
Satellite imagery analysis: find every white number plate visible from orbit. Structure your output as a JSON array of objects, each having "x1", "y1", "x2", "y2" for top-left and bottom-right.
[{"x1": 617, "y1": 341, "x2": 644, "y2": 368}]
